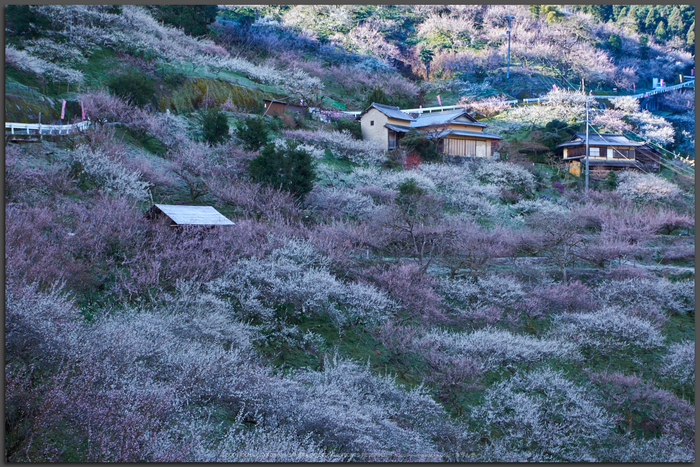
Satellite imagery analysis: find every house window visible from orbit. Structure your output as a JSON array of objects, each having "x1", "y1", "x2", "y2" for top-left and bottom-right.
[
  {"x1": 589, "y1": 147, "x2": 600, "y2": 157},
  {"x1": 370, "y1": 120, "x2": 374, "y2": 126}
]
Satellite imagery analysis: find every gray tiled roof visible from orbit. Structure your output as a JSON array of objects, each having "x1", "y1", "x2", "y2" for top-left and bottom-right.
[
  {"x1": 410, "y1": 109, "x2": 484, "y2": 128},
  {"x1": 359, "y1": 103, "x2": 416, "y2": 121},
  {"x1": 556, "y1": 132, "x2": 644, "y2": 148},
  {"x1": 153, "y1": 204, "x2": 235, "y2": 225}
]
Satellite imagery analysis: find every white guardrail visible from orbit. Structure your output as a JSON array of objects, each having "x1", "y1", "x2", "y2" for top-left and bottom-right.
[
  {"x1": 342, "y1": 79, "x2": 693, "y2": 115},
  {"x1": 5, "y1": 120, "x2": 90, "y2": 135}
]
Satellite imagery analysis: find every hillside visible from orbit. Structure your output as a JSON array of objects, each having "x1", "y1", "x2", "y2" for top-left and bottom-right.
[{"x1": 4, "y1": 5, "x2": 696, "y2": 463}]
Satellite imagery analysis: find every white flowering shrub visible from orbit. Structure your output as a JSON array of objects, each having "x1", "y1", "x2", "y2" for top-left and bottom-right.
[
  {"x1": 205, "y1": 240, "x2": 394, "y2": 327},
  {"x1": 441, "y1": 183, "x2": 503, "y2": 220},
  {"x1": 270, "y1": 238, "x2": 330, "y2": 269},
  {"x1": 660, "y1": 341, "x2": 694, "y2": 385},
  {"x1": 289, "y1": 356, "x2": 445, "y2": 461},
  {"x1": 5, "y1": 282, "x2": 82, "y2": 363},
  {"x1": 469, "y1": 368, "x2": 614, "y2": 462},
  {"x1": 282, "y1": 129, "x2": 384, "y2": 166},
  {"x1": 162, "y1": 280, "x2": 258, "y2": 351},
  {"x1": 601, "y1": 435, "x2": 695, "y2": 463},
  {"x1": 24, "y1": 38, "x2": 88, "y2": 66},
  {"x1": 201, "y1": 424, "x2": 343, "y2": 462},
  {"x1": 86, "y1": 306, "x2": 258, "y2": 398},
  {"x1": 5, "y1": 45, "x2": 84, "y2": 83},
  {"x1": 511, "y1": 198, "x2": 569, "y2": 217},
  {"x1": 592, "y1": 109, "x2": 633, "y2": 133},
  {"x1": 306, "y1": 187, "x2": 377, "y2": 220},
  {"x1": 612, "y1": 96, "x2": 640, "y2": 113},
  {"x1": 416, "y1": 163, "x2": 477, "y2": 190},
  {"x1": 629, "y1": 110, "x2": 675, "y2": 146},
  {"x1": 472, "y1": 160, "x2": 536, "y2": 195},
  {"x1": 343, "y1": 166, "x2": 437, "y2": 192},
  {"x1": 295, "y1": 142, "x2": 325, "y2": 159},
  {"x1": 71, "y1": 145, "x2": 151, "y2": 201},
  {"x1": 616, "y1": 171, "x2": 681, "y2": 203},
  {"x1": 507, "y1": 90, "x2": 595, "y2": 126},
  {"x1": 422, "y1": 328, "x2": 580, "y2": 369},
  {"x1": 594, "y1": 277, "x2": 694, "y2": 316},
  {"x1": 548, "y1": 307, "x2": 665, "y2": 353},
  {"x1": 382, "y1": 170, "x2": 438, "y2": 191},
  {"x1": 440, "y1": 274, "x2": 525, "y2": 311}
]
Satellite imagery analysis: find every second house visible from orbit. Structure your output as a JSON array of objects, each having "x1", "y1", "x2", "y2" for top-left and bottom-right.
[{"x1": 357, "y1": 102, "x2": 502, "y2": 158}]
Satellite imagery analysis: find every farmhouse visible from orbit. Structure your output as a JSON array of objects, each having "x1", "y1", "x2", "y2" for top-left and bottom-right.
[
  {"x1": 556, "y1": 132, "x2": 661, "y2": 175},
  {"x1": 146, "y1": 204, "x2": 235, "y2": 226},
  {"x1": 356, "y1": 103, "x2": 502, "y2": 157},
  {"x1": 357, "y1": 103, "x2": 416, "y2": 151}
]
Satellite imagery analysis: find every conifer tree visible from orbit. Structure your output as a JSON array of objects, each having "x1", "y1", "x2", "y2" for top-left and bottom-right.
[
  {"x1": 363, "y1": 87, "x2": 391, "y2": 109},
  {"x1": 248, "y1": 141, "x2": 315, "y2": 200},
  {"x1": 235, "y1": 116, "x2": 269, "y2": 151},
  {"x1": 654, "y1": 20, "x2": 667, "y2": 41},
  {"x1": 200, "y1": 107, "x2": 230, "y2": 146}
]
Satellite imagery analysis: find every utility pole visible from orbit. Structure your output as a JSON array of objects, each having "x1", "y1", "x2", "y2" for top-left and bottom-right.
[
  {"x1": 505, "y1": 15, "x2": 515, "y2": 79},
  {"x1": 585, "y1": 99, "x2": 589, "y2": 196}
]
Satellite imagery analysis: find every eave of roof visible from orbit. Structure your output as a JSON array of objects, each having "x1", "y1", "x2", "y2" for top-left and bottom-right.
[
  {"x1": 563, "y1": 157, "x2": 642, "y2": 167},
  {"x1": 357, "y1": 103, "x2": 416, "y2": 121},
  {"x1": 384, "y1": 123, "x2": 412, "y2": 133},
  {"x1": 153, "y1": 204, "x2": 235, "y2": 225},
  {"x1": 437, "y1": 129, "x2": 502, "y2": 140}
]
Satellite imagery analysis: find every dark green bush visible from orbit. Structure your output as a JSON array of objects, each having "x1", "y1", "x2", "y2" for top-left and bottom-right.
[
  {"x1": 151, "y1": 5, "x2": 218, "y2": 37},
  {"x1": 5, "y1": 5, "x2": 51, "y2": 38},
  {"x1": 235, "y1": 116, "x2": 269, "y2": 151},
  {"x1": 107, "y1": 71, "x2": 155, "y2": 109},
  {"x1": 200, "y1": 107, "x2": 230, "y2": 146},
  {"x1": 602, "y1": 170, "x2": 618, "y2": 190},
  {"x1": 333, "y1": 118, "x2": 362, "y2": 140},
  {"x1": 248, "y1": 140, "x2": 315, "y2": 200}
]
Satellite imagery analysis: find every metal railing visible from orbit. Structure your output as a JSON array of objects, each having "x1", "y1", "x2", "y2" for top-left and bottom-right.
[
  {"x1": 343, "y1": 79, "x2": 694, "y2": 115},
  {"x1": 5, "y1": 121, "x2": 90, "y2": 135}
]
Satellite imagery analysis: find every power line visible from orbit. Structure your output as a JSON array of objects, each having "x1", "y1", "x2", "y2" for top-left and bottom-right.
[
  {"x1": 622, "y1": 129, "x2": 696, "y2": 178},
  {"x1": 588, "y1": 124, "x2": 694, "y2": 179}
]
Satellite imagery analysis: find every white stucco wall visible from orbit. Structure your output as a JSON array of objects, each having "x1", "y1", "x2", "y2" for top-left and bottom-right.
[{"x1": 360, "y1": 108, "x2": 390, "y2": 150}]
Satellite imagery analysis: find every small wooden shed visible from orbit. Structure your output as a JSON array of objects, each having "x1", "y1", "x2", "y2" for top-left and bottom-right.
[
  {"x1": 263, "y1": 99, "x2": 288, "y2": 117},
  {"x1": 262, "y1": 99, "x2": 309, "y2": 117},
  {"x1": 146, "y1": 204, "x2": 234, "y2": 226}
]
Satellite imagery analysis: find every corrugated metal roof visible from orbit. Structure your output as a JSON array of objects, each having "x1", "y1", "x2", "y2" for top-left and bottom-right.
[
  {"x1": 153, "y1": 204, "x2": 235, "y2": 225},
  {"x1": 358, "y1": 103, "x2": 416, "y2": 121},
  {"x1": 556, "y1": 133, "x2": 644, "y2": 149},
  {"x1": 437, "y1": 129, "x2": 502, "y2": 140},
  {"x1": 411, "y1": 109, "x2": 484, "y2": 128},
  {"x1": 384, "y1": 123, "x2": 412, "y2": 133}
]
